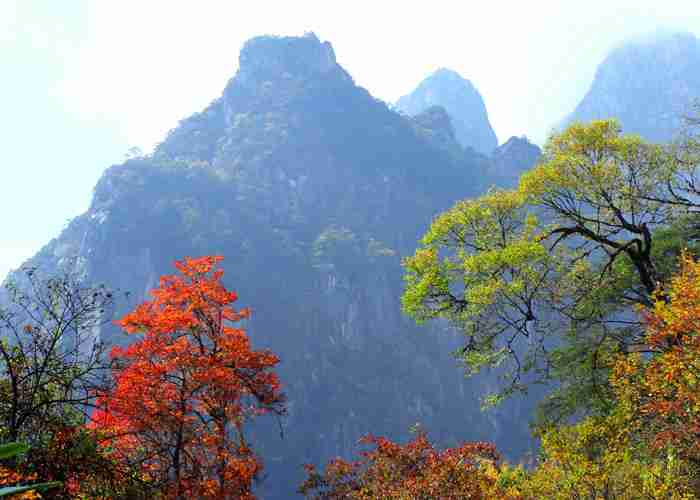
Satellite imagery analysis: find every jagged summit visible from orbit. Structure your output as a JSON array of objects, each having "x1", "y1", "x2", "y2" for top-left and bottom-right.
[
  {"x1": 560, "y1": 31, "x2": 700, "y2": 143},
  {"x1": 234, "y1": 32, "x2": 351, "y2": 88},
  {"x1": 156, "y1": 33, "x2": 357, "y2": 162},
  {"x1": 222, "y1": 32, "x2": 355, "y2": 114},
  {"x1": 396, "y1": 67, "x2": 498, "y2": 155}
]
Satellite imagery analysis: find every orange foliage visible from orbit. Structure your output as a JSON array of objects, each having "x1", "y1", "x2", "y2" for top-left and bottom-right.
[
  {"x1": 299, "y1": 431, "x2": 514, "y2": 499},
  {"x1": 0, "y1": 466, "x2": 40, "y2": 499},
  {"x1": 613, "y1": 251, "x2": 700, "y2": 461},
  {"x1": 90, "y1": 256, "x2": 284, "y2": 499}
]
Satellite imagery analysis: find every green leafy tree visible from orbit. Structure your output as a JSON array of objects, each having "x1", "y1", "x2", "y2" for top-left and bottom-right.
[{"x1": 403, "y1": 119, "x2": 700, "y2": 417}]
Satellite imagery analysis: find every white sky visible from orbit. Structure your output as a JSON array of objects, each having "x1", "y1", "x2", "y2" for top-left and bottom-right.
[{"x1": 2, "y1": 1, "x2": 700, "y2": 280}]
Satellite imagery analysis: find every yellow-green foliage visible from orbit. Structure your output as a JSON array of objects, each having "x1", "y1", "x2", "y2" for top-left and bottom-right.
[
  {"x1": 402, "y1": 188, "x2": 562, "y2": 379},
  {"x1": 402, "y1": 118, "x2": 691, "y2": 407},
  {"x1": 520, "y1": 120, "x2": 666, "y2": 214},
  {"x1": 499, "y1": 406, "x2": 697, "y2": 499},
  {"x1": 403, "y1": 189, "x2": 545, "y2": 317}
]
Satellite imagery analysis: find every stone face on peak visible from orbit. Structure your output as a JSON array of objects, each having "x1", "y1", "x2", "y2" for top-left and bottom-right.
[
  {"x1": 396, "y1": 68, "x2": 498, "y2": 155},
  {"x1": 560, "y1": 32, "x2": 700, "y2": 143}
]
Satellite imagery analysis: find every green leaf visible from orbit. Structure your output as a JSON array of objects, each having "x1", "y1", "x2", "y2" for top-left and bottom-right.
[{"x1": 0, "y1": 442, "x2": 28, "y2": 460}]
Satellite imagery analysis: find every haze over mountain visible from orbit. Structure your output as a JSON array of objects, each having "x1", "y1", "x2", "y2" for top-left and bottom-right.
[
  {"x1": 560, "y1": 31, "x2": 700, "y2": 142},
  {"x1": 396, "y1": 68, "x2": 499, "y2": 154},
  {"x1": 5, "y1": 16, "x2": 700, "y2": 497},
  {"x1": 11, "y1": 33, "x2": 541, "y2": 498},
  {"x1": 7, "y1": 2, "x2": 700, "y2": 285}
]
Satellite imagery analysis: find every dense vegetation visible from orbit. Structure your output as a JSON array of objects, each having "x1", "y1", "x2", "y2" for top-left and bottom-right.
[
  {"x1": 0, "y1": 116, "x2": 698, "y2": 498},
  {"x1": 5, "y1": 30, "x2": 700, "y2": 498},
  {"x1": 0, "y1": 257, "x2": 284, "y2": 498}
]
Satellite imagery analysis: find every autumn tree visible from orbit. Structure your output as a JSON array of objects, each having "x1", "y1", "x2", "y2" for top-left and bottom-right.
[
  {"x1": 613, "y1": 252, "x2": 700, "y2": 466},
  {"x1": 513, "y1": 254, "x2": 700, "y2": 500},
  {"x1": 502, "y1": 408, "x2": 696, "y2": 499},
  {"x1": 299, "y1": 430, "x2": 514, "y2": 499},
  {"x1": 403, "y1": 119, "x2": 700, "y2": 417},
  {"x1": 91, "y1": 256, "x2": 285, "y2": 499},
  {"x1": 0, "y1": 265, "x2": 156, "y2": 498}
]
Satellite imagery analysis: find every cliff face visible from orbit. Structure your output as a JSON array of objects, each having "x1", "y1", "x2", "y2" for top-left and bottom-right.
[
  {"x1": 396, "y1": 68, "x2": 498, "y2": 154},
  {"x1": 16, "y1": 34, "x2": 538, "y2": 498},
  {"x1": 561, "y1": 32, "x2": 700, "y2": 143}
]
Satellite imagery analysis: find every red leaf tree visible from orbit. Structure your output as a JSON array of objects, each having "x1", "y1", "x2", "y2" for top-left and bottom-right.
[
  {"x1": 299, "y1": 430, "x2": 511, "y2": 499},
  {"x1": 90, "y1": 256, "x2": 285, "y2": 499},
  {"x1": 613, "y1": 252, "x2": 700, "y2": 463}
]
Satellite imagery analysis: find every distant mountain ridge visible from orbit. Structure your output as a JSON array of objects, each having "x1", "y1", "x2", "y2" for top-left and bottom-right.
[
  {"x1": 560, "y1": 31, "x2": 700, "y2": 143},
  {"x1": 396, "y1": 68, "x2": 498, "y2": 154}
]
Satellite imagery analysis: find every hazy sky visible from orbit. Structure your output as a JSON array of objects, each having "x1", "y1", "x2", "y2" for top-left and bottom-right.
[{"x1": 2, "y1": 1, "x2": 700, "y2": 280}]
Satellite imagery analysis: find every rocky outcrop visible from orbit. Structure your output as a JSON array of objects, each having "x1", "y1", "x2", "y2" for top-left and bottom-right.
[
  {"x1": 560, "y1": 32, "x2": 700, "y2": 143},
  {"x1": 396, "y1": 68, "x2": 498, "y2": 154},
  {"x1": 12, "y1": 34, "x2": 538, "y2": 498}
]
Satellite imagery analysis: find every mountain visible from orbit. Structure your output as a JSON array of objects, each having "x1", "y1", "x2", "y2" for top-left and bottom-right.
[
  {"x1": 560, "y1": 32, "x2": 700, "y2": 143},
  {"x1": 12, "y1": 33, "x2": 539, "y2": 498},
  {"x1": 489, "y1": 136, "x2": 542, "y2": 187},
  {"x1": 396, "y1": 68, "x2": 499, "y2": 154}
]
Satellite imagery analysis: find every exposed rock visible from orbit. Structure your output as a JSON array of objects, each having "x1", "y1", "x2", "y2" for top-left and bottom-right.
[{"x1": 396, "y1": 68, "x2": 498, "y2": 154}]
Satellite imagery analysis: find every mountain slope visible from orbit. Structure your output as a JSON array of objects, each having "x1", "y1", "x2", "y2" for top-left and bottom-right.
[
  {"x1": 396, "y1": 68, "x2": 498, "y2": 154},
  {"x1": 560, "y1": 32, "x2": 700, "y2": 143},
  {"x1": 15, "y1": 33, "x2": 538, "y2": 498}
]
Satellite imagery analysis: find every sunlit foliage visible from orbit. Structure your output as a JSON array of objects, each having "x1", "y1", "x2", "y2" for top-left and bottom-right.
[
  {"x1": 90, "y1": 256, "x2": 285, "y2": 499},
  {"x1": 403, "y1": 119, "x2": 699, "y2": 415},
  {"x1": 299, "y1": 430, "x2": 515, "y2": 499}
]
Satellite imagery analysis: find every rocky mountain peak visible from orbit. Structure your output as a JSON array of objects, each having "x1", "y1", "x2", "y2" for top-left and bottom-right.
[
  {"x1": 233, "y1": 32, "x2": 348, "y2": 90},
  {"x1": 493, "y1": 136, "x2": 538, "y2": 158},
  {"x1": 605, "y1": 31, "x2": 699, "y2": 69},
  {"x1": 156, "y1": 33, "x2": 359, "y2": 162},
  {"x1": 396, "y1": 67, "x2": 498, "y2": 155},
  {"x1": 560, "y1": 31, "x2": 700, "y2": 143},
  {"x1": 17, "y1": 33, "x2": 542, "y2": 499}
]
